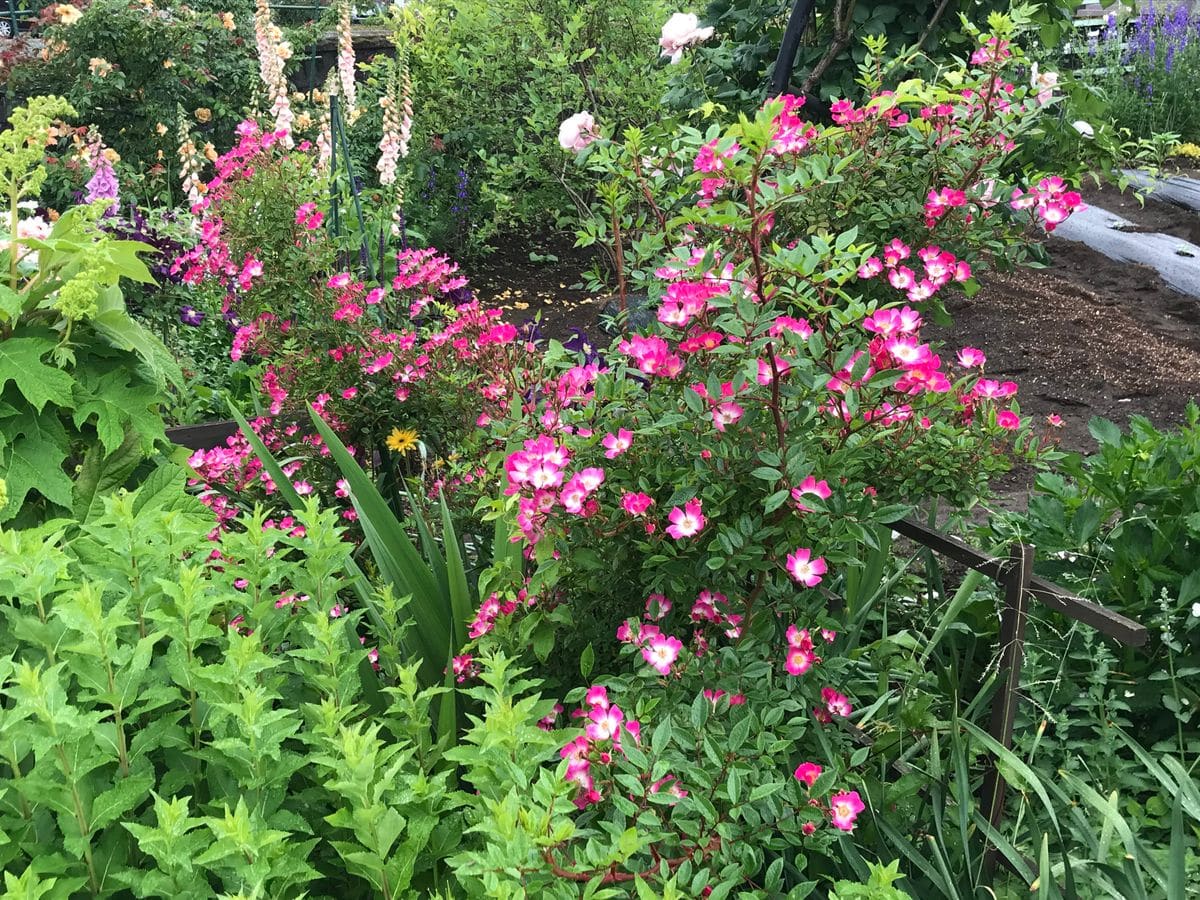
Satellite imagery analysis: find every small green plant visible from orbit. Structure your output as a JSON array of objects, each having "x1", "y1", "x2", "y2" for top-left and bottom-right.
[
  {"x1": 829, "y1": 861, "x2": 914, "y2": 900},
  {"x1": 1117, "y1": 128, "x2": 1182, "y2": 170}
]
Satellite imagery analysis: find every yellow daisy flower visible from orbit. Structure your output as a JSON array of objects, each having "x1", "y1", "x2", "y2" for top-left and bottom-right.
[{"x1": 386, "y1": 427, "x2": 419, "y2": 453}]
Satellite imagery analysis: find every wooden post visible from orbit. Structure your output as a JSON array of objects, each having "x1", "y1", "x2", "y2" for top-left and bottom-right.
[{"x1": 980, "y1": 543, "x2": 1034, "y2": 872}]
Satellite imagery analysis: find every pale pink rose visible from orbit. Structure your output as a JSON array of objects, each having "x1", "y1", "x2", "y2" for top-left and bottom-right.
[
  {"x1": 558, "y1": 111, "x2": 599, "y2": 152},
  {"x1": 659, "y1": 12, "x2": 714, "y2": 63}
]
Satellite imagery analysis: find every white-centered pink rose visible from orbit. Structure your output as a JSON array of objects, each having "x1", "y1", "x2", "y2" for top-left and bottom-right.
[
  {"x1": 558, "y1": 111, "x2": 599, "y2": 152},
  {"x1": 786, "y1": 548, "x2": 827, "y2": 587},
  {"x1": 659, "y1": 12, "x2": 714, "y2": 63}
]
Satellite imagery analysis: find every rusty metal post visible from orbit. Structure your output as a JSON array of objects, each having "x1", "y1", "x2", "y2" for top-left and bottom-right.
[{"x1": 980, "y1": 543, "x2": 1034, "y2": 871}]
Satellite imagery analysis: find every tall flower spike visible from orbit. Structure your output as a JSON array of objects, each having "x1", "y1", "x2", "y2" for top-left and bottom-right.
[
  {"x1": 252, "y1": 0, "x2": 294, "y2": 147},
  {"x1": 377, "y1": 63, "x2": 402, "y2": 186},
  {"x1": 176, "y1": 110, "x2": 206, "y2": 212},
  {"x1": 378, "y1": 63, "x2": 413, "y2": 236},
  {"x1": 398, "y1": 64, "x2": 413, "y2": 159},
  {"x1": 316, "y1": 72, "x2": 336, "y2": 171},
  {"x1": 81, "y1": 127, "x2": 118, "y2": 214},
  {"x1": 336, "y1": 0, "x2": 357, "y2": 113}
]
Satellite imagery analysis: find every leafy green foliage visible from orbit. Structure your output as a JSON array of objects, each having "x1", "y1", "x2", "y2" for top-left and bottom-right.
[
  {"x1": 392, "y1": 0, "x2": 673, "y2": 249},
  {"x1": 980, "y1": 406, "x2": 1200, "y2": 896},
  {"x1": 829, "y1": 861, "x2": 914, "y2": 900},
  {"x1": 0, "y1": 98, "x2": 175, "y2": 526},
  {"x1": 0, "y1": 476, "x2": 590, "y2": 894},
  {"x1": 9, "y1": 0, "x2": 260, "y2": 206},
  {"x1": 990, "y1": 407, "x2": 1200, "y2": 735},
  {"x1": 666, "y1": 0, "x2": 1084, "y2": 110}
]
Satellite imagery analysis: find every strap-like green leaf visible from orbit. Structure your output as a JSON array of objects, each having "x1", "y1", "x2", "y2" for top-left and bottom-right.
[
  {"x1": 307, "y1": 408, "x2": 449, "y2": 686},
  {"x1": 439, "y1": 491, "x2": 471, "y2": 650}
]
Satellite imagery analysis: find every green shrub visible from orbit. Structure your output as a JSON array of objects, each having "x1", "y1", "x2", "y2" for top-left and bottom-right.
[
  {"x1": 665, "y1": 0, "x2": 1083, "y2": 112},
  {"x1": 9, "y1": 0, "x2": 260, "y2": 206},
  {"x1": 988, "y1": 407, "x2": 1200, "y2": 756},
  {"x1": 400, "y1": 0, "x2": 673, "y2": 248}
]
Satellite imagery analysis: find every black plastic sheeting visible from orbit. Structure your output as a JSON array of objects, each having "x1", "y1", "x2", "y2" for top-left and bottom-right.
[
  {"x1": 1053, "y1": 200, "x2": 1200, "y2": 300},
  {"x1": 1121, "y1": 170, "x2": 1200, "y2": 214}
]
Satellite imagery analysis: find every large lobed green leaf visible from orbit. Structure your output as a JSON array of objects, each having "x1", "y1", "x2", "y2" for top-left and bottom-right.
[
  {"x1": 0, "y1": 409, "x2": 72, "y2": 521},
  {"x1": 0, "y1": 332, "x2": 75, "y2": 413}
]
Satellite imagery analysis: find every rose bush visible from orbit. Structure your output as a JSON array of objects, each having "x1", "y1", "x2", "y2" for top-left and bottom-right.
[
  {"x1": 175, "y1": 125, "x2": 547, "y2": 533},
  {"x1": 574, "y1": 17, "x2": 1084, "y2": 304},
  {"x1": 9, "y1": 0, "x2": 261, "y2": 205},
  {"x1": 412, "y1": 21, "x2": 1087, "y2": 892}
]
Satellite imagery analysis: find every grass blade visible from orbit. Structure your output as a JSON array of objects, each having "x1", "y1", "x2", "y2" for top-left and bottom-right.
[
  {"x1": 439, "y1": 491, "x2": 471, "y2": 649},
  {"x1": 1035, "y1": 833, "x2": 1053, "y2": 900},
  {"x1": 410, "y1": 491, "x2": 450, "y2": 609},
  {"x1": 868, "y1": 803, "x2": 953, "y2": 894},
  {"x1": 969, "y1": 810, "x2": 1034, "y2": 883},
  {"x1": 960, "y1": 720, "x2": 1063, "y2": 842},
  {"x1": 1168, "y1": 793, "x2": 1185, "y2": 900},
  {"x1": 919, "y1": 569, "x2": 984, "y2": 668},
  {"x1": 1058, "y1": 769, "x2": 1167, "y2": 892}
]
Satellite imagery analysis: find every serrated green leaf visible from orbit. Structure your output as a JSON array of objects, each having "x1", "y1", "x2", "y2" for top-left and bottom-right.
[
  {"x1": 749, "y1": 782, "x2": 784, "y2": 802},
  {"x1": 1088, "y1": 417, "x2": 1123, "y2": 448},
  {"x1": 0, "y1": 411, "x2": 71, "y2": 520},
  {"x1": 0, "y1": 284, "x2": 22, "y2": 322},
  {"x1": 72, "y1": 426, "x2": 143, "y2": 522},
  {"x1": 89, "y1": 772, "x2": 154, "y2": 831},
  {"x1": 71, "y1": 368, "x2": 165, "y2": 455},
  {"x1": 0, "y1": 334, "x2": 74, "y2": 412},
  {"x1": 92, "y1": 311, "x2": 183, "y2": 389}
]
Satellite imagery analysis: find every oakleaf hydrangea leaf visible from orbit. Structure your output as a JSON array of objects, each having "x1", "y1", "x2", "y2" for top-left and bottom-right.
[
  {"x1": 72, "y1": 368, "x2": 165, "y2": 456},
  {"x1": 0, "y1": 411, "x2": 71, "y2": 521},
  {"x1": 0, "y1": 335, "x2": 74, "y2": 412}
]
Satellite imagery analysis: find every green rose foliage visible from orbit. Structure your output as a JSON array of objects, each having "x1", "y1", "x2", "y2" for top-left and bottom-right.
[{"x1": 576, "y1": 15, "x2": 1085, "y2": 304}]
